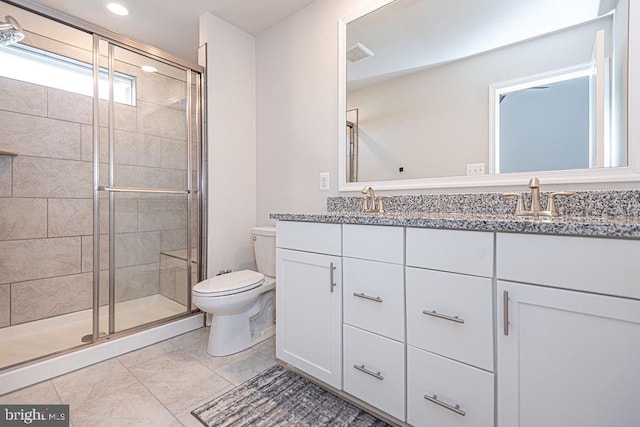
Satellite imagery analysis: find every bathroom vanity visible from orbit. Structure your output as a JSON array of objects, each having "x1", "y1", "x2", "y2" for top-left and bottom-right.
[{"x1": 272, "y1": 206, "x2": 640, "y2": 427}]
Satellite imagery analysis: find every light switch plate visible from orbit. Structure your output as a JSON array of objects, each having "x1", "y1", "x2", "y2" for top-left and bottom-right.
[{"x1": 319, "y1": 172, "x2": 330, "y2": 190}]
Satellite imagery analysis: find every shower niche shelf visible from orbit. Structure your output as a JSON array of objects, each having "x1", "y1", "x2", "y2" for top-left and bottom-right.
[{"x1": 0, "y1": 149, "x2": 18, "y2": 156}]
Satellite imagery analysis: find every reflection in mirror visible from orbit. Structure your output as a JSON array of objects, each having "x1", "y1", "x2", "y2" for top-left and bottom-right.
[{"x1": 345, "y1": 0, "x2": 629, "y2": 184}]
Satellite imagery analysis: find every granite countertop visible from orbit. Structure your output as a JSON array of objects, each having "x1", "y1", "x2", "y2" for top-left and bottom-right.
[{"x1": 269, "y1": 211, "x2": 640, "y2": 239}]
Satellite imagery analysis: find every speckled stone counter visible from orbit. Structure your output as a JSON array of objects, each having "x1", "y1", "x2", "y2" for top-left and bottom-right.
[
  {"x1": 269, "y1": 211, "x2": 640, "y2": 239},
  {"x1": 270, "y1": 190, "x2": 640, "y2": 239}
]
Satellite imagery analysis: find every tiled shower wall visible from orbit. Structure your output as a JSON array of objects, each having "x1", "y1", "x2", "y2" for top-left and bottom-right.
[{"x1": 0, "y1": 42, "x2": 196, "y2": 328}]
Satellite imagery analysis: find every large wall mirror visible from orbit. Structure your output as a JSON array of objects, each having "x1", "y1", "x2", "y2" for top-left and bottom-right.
[{"x1": 338, "y1": 0, "x2": 640, "y2": 191}]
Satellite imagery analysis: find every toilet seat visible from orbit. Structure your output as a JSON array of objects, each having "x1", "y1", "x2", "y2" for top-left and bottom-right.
[{"x1": 193, "y1": 270, "x2": 265, "y2": 297}]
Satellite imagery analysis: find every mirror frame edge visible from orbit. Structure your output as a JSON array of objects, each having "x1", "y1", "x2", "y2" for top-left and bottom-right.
[{"x1": 338, "y1": 0, "x2": 640, "y2": 192}]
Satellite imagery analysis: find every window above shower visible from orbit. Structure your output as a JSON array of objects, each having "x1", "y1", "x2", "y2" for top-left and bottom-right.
[{"x1": 0, "y1": 43, "x2": 135, "y2": 105}]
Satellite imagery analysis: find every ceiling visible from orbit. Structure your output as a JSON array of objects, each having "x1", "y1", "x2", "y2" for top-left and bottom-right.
[
  {"x1": 23, "y1": 0, "x2": 318, "y2": 63},
  {"x1": 347, "y1": 0, "x2": 610, "y2": 87}
]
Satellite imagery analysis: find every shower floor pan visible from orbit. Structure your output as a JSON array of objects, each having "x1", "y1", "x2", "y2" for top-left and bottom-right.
[{"x1": 0, "y1": 294, "x2": 185, "y2": 370}]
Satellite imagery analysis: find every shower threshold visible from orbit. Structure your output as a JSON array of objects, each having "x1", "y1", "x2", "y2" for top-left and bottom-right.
[{"x1": 0, "y1": 294, "x2": 186, "y2": 370}]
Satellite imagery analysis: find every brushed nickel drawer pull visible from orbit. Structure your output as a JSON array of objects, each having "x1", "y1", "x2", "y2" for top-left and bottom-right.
[
  {"x1": 353, "y1": 364, "x2": 384, "y2": 381},
  {"x1": 422, "y1": 309, "x2": 465, "y2": 324},
  {"x1": 353, "y1": 292, "x2": 383, "y2": 303},
  {"x1": 329, "y1": 262, "x2": 336, "y2": 293},
  {"x1": 424, "y1": 394, "x2": 466, "y2": 417}
]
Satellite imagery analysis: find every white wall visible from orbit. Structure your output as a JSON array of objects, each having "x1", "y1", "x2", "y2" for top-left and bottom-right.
[
  {"x1": 200, "y1": 13, "x2": 257, "y2": 276},
  {"x1": 256, "y1": 0, "x2": 366, "y2": 225}
]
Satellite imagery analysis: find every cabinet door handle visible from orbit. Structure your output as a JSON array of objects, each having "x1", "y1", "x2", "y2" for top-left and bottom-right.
[
  {"x1": 329, "y1": 262, "x2": 336, "y2": 293},
  {"x1": 423, "y1": 394, "x2": 466, "y2": 417},
  {"x1": 503, "y1": 290, "x2": 509, "y2": 336},
  {"x1": 353, "y1": 364, "x2": 384, "y2": 381},
  {"x1": 422, "y1": 309, "x2": 465, "y2": 324},
  {"x1": 353, "y1": 292, "x2": 383, "y2": 303}
]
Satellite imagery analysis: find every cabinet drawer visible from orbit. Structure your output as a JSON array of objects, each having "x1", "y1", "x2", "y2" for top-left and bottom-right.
[
  {"x1": 344, "y1": 258, "x2": 404, "y2": 341},
  {"x1": 406, "y1": 228, "x2": 493, "y2": 277},
  {"x1": 406, "y1": 267, "x2": 493, "y2": 371},
  {"x1": 343, "y1": 224, "x2": 404, "y2": 264},
  {"x1": 407, "y1": 346, "x2": 493, "y2": 427},
  {"x1": 343, "y1": 325, "x2": 405, "y2": 421},
  {"x1": 497, "y1": 233, "x2": 640, "y2": 299},
  {"x1": 276, "y1": 221, "x2": 341, "y2": 255}
]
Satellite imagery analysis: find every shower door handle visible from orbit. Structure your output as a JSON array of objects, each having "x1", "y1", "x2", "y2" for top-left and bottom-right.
[{"x1": 99, "y1": 186, "x2": 189, "y2": 194}]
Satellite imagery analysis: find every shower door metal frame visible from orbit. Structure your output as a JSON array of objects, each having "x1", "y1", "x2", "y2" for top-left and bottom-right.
[
  {"x1": 89, "y1": 38, "x2": 207, "y2": 341},
  {"x1": 0, "y1": 0, "x2": 207, "y2": 371}
]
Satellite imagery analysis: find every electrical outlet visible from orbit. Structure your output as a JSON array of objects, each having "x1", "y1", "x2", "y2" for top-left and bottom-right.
[
  {"x1": 319, "y1": 172, "x2": 330, "y2": 190},
  {"x1": 466, "y1": 163, "x2": 485, "y2": 176}
]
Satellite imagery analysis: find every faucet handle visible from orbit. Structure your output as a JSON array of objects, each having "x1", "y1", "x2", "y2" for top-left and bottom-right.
[
  {"x1": 355, "y1": 195, "x2": 369, "y2": 212},
  {"x1": 544, "y1": 192, "x2": 574, "y2": 217},
  {"x1": 502, "y1": 192, "x2": 528, "y2": 216},
  {"x1": 377, "y1": 196, "x2": 392, "y2": 214}
]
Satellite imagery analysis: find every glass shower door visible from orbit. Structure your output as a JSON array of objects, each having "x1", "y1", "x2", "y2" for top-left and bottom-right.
[{"x1": 95, "y1": 41, "x2": 199, "y2": 335}]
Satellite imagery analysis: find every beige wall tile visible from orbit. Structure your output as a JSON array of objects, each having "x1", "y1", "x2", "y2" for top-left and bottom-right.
[
  {"x1": 0, "y1": 198, "x2": 47, "y2": 240},
  {"x1": 13, "y1": 157, "x2": 92, "y2": 198},
  {"x1": 0, "y1": 77, "x2": 47, "y2": 117},
  {"x1": 0, "y1": 237, "x2": 81, "y2": 284},
  {"x1": 101, "y1": 198, "x2": 138, "y2": 234},
  {"x1": 48, "y1": 198, "x2": 92, "y2": 237},
  {"x1": 81, "y1": 235, "x2": 109, "y2": 273},
  {"x1": 47, "y1": 88, "x2": 92, "y2": 125},
  {"x1": 160, "y1": 137, "x2": 188, "y2": 170},
  {"x1": 11, "y1": 272, "x2": 92, "y2": 324},
  {"x1": 115, "y1": 231, "x2": 161, "y2": 267},
  {"x1": 138, "y1": 198, "x2": 187, "y2": 231},
  {"x1": 98, "y1": 100, "x2": 138, "y2": 132},
  {"x1": 139, "y1": 101, "x2": 186, "y2": 140},
  {"x1": 80, "y1": 125, "x2": 108, "y2": 163},
  {"x1": 137, "y1": 72, "x2": 186, "y2": 109},
  {"x1": 0, "y1": 156, "x2": 10, "y2": 197},
  {"x1": 0, "y1": 284, "x2": 9, "y2": 328},
  {"x1": 159, "y1": 259, "x2": 177, "y2": 301},
  {"x1": 115, "y1": 263, "x2": 159, "y2": 302},
  {"x1": 0, "y1": 111, "x2": 82, "y2": 160},
  {"x1": 114, "y1": 164, "x2": 186, "y2": 189},
  {"x1": 161, "y1": 229, "x2": 188, "y2": 252}
]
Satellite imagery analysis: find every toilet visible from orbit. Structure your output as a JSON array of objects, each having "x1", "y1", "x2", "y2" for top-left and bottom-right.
[{"x1": 192, "y1": 226, "x2": 276, "y2": 356}]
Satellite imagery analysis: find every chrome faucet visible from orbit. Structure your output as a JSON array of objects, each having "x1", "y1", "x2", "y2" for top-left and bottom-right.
[
  {"x1": 356, "y1": 186, "x2": 391, "y2": 213},
  {"x1": 502, "y1": 177, "x2": 573, "y2": 218}
]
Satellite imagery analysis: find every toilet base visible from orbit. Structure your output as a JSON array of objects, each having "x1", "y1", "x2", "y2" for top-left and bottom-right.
[{"x1": 207, "y1": 315, "x2": 275, "y2": 356}]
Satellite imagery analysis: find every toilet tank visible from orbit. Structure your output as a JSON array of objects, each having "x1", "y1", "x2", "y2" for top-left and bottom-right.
[{"x1": 252, "y1": 226, "x2": 276, "y2": 277}]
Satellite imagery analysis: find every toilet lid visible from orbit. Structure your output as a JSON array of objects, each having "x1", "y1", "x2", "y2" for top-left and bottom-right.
[{"x1": 193, "y1": 270, "x2": 264, "y2": 296}]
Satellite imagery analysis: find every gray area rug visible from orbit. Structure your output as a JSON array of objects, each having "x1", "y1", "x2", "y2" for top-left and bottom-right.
[{"x1": 191, "y1": 365, "x2": 392, "y2": 427}]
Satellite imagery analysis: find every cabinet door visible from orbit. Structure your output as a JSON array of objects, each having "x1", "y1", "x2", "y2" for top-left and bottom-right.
[
  {"x1": 276, "y1": 248, "x2": 342, "y2": 389},
  {"x1": 497, "y1": 281, "x2": 640, "y2": 427}
]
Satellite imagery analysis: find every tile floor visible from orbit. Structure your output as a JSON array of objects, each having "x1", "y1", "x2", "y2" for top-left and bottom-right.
[{"x1": 0, "y1": 328, "x2": 277, "y2": 426}]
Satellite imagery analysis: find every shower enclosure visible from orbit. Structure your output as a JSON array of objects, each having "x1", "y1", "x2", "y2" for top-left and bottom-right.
[{"x1": 0, "y1": 1, "x2": 206, "y2": 371}]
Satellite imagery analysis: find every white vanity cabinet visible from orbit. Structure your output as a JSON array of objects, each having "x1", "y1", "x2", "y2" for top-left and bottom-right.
[
  {"x1": 342, "y1": 224, "x2": 406, "y2": 421},
  {"x1": 405, "y1": 228, "x2": 495, "y2": 427},
  {"x1": 275, "y1": 221, "x2": 343, "y2": 389},
  {"x1": 496, "y1": 233, "x2": 640, "y2": 427}
]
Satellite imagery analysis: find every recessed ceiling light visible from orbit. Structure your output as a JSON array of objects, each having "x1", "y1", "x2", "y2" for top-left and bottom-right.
[
  {"x1": 104, "y1": 1, "x2": 129, "y2": 16},
  {"x1": 141, "y1": 65, "x2": 158, "y2": 73}
]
